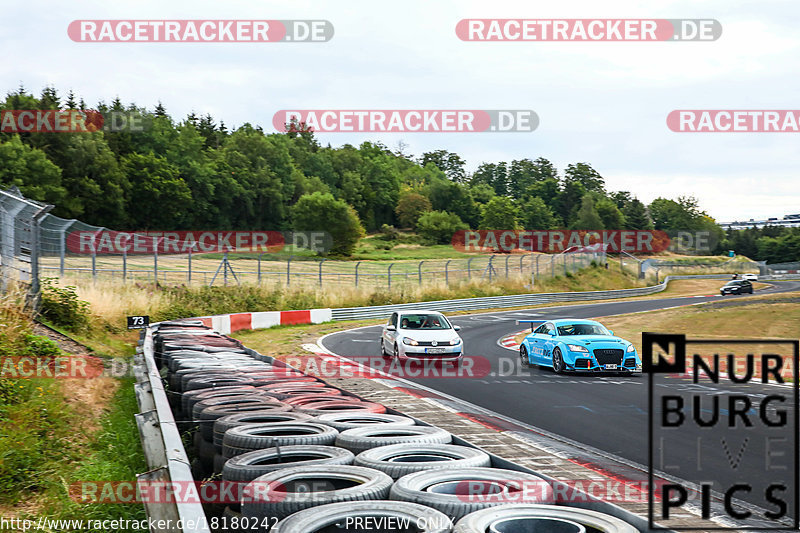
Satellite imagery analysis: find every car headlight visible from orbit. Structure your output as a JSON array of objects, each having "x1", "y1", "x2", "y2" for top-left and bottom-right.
[
  {"x1": 626, "y1": 344, "x2": 635, "y2": 352},
  {"x1": 449, "y1": 338, "x2": 462, "y2": 346},
  {"x1": 566, "y1": 344, "x2": 588, "y2": 352},
  {"x1": 403, "y1": 338, "x2": 419, "y2": 346}
]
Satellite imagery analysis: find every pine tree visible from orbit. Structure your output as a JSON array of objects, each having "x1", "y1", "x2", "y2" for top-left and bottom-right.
[{"x1": 623, "y1": 199, "x2": 653, "y2": 229}]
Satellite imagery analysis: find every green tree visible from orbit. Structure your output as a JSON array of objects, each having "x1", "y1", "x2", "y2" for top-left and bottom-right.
[
  {"x1": 571, "y1": 195, "x2": 604, "y2": 230},
  {"x1": 564, "y1": 163, "x2": 605, "y2": 194},
  {"x1": 122, "y1": 152, "x2": 192, "y2": 229},
  {"x1": 420, "y1": 150, "x2": 466, "y2": 182},
  {"x1": 556, "y1": 180, "x2": 586, "y2": 227},
  {"x1": 0, "y1": 136, "x2": 66, "y2": 205},
  {"x1": 595, "y1": 198, "x2": 626, "y2": 229},
  {"x1": 507, "y1": 157, "x2": 558, "y2": 200},
  {"x1": 416, "y1": 211, "x2": 468, "y2": 244},
  {"x1": 395, "y1": 192, "x2": 432, "y2": 229},
  {"x1": 291, "y1": 192, "x2": 365, "y2": 255},
  {"x1": 623, "y1": 199, "x2": 653, "y2": 230},
  {"x1": 520, "y1": 196, "x2": 558, "y2": 230},
  {"x1": 479, "y1": 196, "x2": 519, "y2": 230},
  {"x1": 427, "y1": 178, "x2": 481, "y2": 228}
]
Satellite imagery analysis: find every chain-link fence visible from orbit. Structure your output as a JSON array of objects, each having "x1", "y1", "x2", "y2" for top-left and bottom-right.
[
  {"x1": 1, "y1": 187, "x2": 608, "y2": 291},
  {"x1": 0, "y1": 187, "x2": 52, "y2": 299}
]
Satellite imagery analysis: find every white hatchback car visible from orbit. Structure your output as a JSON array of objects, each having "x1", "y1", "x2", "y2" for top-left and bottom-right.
[
  {"x1": 742, "y1": 273, "x2": 758, "y2": 281},
  {"x1": 381, "y1": 310, "x2": 463, "y2": 363}
]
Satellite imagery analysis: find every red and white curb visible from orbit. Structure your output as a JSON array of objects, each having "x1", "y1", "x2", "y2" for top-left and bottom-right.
[
  {"x1": 498, "y1": 330, "x2": 526, "y2": 352},
  {"x1": 197, "y1": 308, "x2": 332, "y2": 335}
]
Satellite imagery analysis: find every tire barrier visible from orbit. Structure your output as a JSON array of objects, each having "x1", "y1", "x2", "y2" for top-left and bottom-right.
[
  {"x1": 453, "y1": 504, "x2": 638, "y2": 533},
  {"x1": 336, "y1": 425, "x2": 451, "y2": 454},
  {"x1": 270, "y1": 500, "x2": 453, "y2": 533},
  {"x1": 389, "y1": 467, "x2": 554, "y2": 521},
  {"x1": 314, "y1": 412, "x2": 416, "y2": 432},
  {"x1": 295, "y1": 400, "x2": 388, "y2": 417},
  {"x1": 142, "y1": 320, "x2": 642, "y2": 532},
  {"x1": 221, "y1": 422, "x2": 339, "y2": 458},
  {"x1": 355, "y1": 443, "x2": 492, "y2": 479},
  {"x1": 222, "y1": 445, "x2": 356, "y2": 483},
  {"x1": 213, "y1": 412, "x2": 314, "y2": 450},
  {"x1": 240, "y1": 465, "x2": 393, "y2": 522}
]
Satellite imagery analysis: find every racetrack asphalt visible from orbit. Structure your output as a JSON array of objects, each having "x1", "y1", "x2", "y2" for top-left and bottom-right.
[{"x1": 321, "y1": 280, "x2": 800, "y2": 519}]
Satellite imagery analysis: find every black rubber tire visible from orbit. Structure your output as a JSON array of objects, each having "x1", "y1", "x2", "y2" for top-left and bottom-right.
[
  {"x1": 213, "y1": 412, "x2": 313, "y2": 449},
  {"x1": 390, "y1": 467, "x2": 554, "y2": 521},
  {"x1": 213, "y1": 452, "x2": 227, "y2": 475},
  {"x1": 336, "y1": 425, "x2": 451, "y2": 454},
  {"x1": 296, "y1": 400, "x2": 387, "y2": 417},
  {"x1": 181, "y1": 385, "x2": 256, "y2": 415},
  {"x1": 381, "y1": 339, "x2": 391, "y2": 358},
  {"x1": 314, "y1": 412, "x2": 415, "y2": 432},
  {"x1": 271, "y1": 500, "x2": 452, "y2": 533},
  {"x1": 197, "y1": 401, "x2": 292, "y2": 441},
  {"x1": 355, "y1": 443, "x2": 491, "y2": 479},
  {"x1": 185, "y1": 375, "x2": 254, "y2": 392},
  {"x1": 196, "y1": 435, "x2": 216, "y2": 471},
  {"x1": 222, "y1": 422, "x2": 338, "y2": 458},
  {"x1": 552, "y1": 348, "x2": 564, "y2": 374},
  {"x1": 222, "y1": 445, "x2": 355, "y2": 483},
  {"x1": 240, "y1": 465, "x2": 393, "y2": 522},
  {"x1": 192, "y1": 395, "x2": 280, "y2": 421},
  {"x1": 452, "y1": 503, "x2": 638, "y2": 532},
  {"x1": 520, "y1": 345, "x2": 530, "y2": 368}
]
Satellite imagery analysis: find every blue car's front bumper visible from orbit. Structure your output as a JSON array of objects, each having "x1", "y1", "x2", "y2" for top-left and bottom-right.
[{"x1": 564, "y1": 348, "x2": 642, "y2": 372}]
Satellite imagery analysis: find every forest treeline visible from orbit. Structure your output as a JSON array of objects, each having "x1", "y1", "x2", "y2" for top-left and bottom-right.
[{"x1": 1, "y1": 86, "x2": 797, "y2": 261}]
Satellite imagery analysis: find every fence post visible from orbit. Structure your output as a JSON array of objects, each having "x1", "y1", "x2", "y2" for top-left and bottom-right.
[
  {"x1": 505, "y1": 255, "x2": 510, "y2": 278},
  {"x1": 387, "y1": 263, "x2": 393, "y2": 289},
  {"x1": 318, "y1": 258, "x2": 325, "y2": 286},
  {"x1": 467, "y1": 257, "x2": 475, "y2": 279},
  {"x1": 223, "y1": 251, "x2": 228, "y2": 286},
  {"x1": 286, "y1": 256, "x2": 292, "y2": 286},
  {"x1": 91, "y1": 231, "x2": 99, "y2": 281},
  {"x1": 445, "y1": 259, "x2": 451, "y2": 285},
  {"x1": 58, "y1": 223, "x2": 67, "y2": 277},
  {"x1": 563, "y1": 254, "x2": 568, "y2": 276},
  {"x1": 536, "y1": 254, "x2": 541, "y2": 278},
  {"x1": 153, "y1": 236, "x2": 159, "y2": 285},
  {"x1": 122, "y1": 246, "x2": 127, "y2": 283},
  {"x1": 551, "y1": 255, "x2": 556, "y2": 277},
  {"x1": 355, "y1": 261, "x2": 361, "y2": 287},
  {"x1": 30, "y1": 206, "x2": 52, "y2": 304},
  {"x1": 187, "y1": 247, "x2": 192, "y2": 284},
  {"x1": 257, "y1": 253, "x2": 264, "y2": 285},
  {"x1": 572, "y1": 254, "x2": 576, "y2": 272},
  {"x1": 488, "y1": 255, "x2": 494, "y2": 282},
  {"x1": 418, "y1": 261, "x2": 424, "y2": 285}
]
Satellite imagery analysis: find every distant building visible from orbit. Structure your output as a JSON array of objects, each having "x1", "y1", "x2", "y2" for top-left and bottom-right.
[{"x1": 720, "y1": 214, "x2": 800, "y2": 230}]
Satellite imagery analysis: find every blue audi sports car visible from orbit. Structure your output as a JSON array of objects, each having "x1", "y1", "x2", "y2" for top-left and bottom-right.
[{"x1": 519, "y1": 319, "x2": 641, "y2": 374}]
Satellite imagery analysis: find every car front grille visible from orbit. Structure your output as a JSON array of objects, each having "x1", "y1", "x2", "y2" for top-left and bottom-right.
[
  {"x1": 593, "y1": 349, "x2": 624, "y2": 365},
  {"x1": 624, "y1": 358, "x2": 636, "y2": 367}
]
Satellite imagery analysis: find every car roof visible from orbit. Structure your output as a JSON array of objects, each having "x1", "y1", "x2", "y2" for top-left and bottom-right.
[
  {"x1": 397, "y1": 310, "x2": 446, "y2": 315},
  {"x1": 550, "y1": 319, "x2": 602, "y2": 326}
]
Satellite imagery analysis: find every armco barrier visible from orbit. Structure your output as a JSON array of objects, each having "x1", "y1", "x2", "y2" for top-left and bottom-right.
[{"x1": 196, "y1": 274, "x2": 796, "y2": 334}]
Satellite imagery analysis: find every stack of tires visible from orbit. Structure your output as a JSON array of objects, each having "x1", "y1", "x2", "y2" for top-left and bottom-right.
[{"x1": 152, "y1": 322, "x2": 639, "y2": 533}]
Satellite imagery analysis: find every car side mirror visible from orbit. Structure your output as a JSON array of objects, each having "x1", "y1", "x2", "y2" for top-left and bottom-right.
[
  {"x1": 453, "y1": 325, "x2": 461, "y2": 331},
  {"x1": 387, "y1": 325, "x2": 396, "y2": 331},
  {"x1": 608, "y1": 330, "x2": 614, "y2": 336}
]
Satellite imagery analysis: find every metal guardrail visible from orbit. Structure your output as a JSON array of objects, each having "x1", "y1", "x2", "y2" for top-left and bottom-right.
[
  {"x1": 134, "y1": 328, "x2": 211, "y2": 533},
  {"x1": 330, "y1": 274, "x2": 798, "y2": 321}
]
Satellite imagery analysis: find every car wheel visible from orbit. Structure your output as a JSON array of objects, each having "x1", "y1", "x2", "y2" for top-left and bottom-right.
[
  {"x1": 520, "y1": 345, "x2": 530, "y2": 368},
  {"x1": 552, "y1": 348, "x2": 564, "y2": 374},
  {"x1": 394, "y1": 343, "x2": 400, "y2": 358},
  {"x1": 381, "y1": 339, "x2": 390, "y2": 358}
]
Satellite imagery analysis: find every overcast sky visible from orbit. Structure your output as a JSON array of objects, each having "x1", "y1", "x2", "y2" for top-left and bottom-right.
[{"x1": 4, "y1": 0, "x2": 799, "y2": 222}]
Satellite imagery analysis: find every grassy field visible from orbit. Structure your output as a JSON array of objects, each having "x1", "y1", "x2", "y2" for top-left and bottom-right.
[{"x1": 0, "y1": 287, "x2": 145, "y2": 527}]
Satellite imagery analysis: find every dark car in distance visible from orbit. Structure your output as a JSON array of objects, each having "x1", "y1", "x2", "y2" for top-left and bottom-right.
[{"x1": 720, "y1": 280, "x2": 753, "y2": 295}]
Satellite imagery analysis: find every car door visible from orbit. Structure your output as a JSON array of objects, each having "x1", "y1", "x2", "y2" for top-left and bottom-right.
[
  {"x1": 541, "y1": 323, "x2": 557, "y2": 361},
  {"x1": 384, "y1": 313, "x2": 398, "y2": 353}
]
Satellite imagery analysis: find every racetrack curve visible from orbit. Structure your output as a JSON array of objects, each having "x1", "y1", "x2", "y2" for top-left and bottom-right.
[{"x1": 321, "y1": 280, "x2": 800, "y2": 518}]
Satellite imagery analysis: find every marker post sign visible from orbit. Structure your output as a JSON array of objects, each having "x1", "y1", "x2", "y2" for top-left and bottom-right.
[
  {"x1": 127, "y1": 316, "x2": 149, "y2": 329},
  {"x1": 645, "y1": 333, "x2": 799, "y2": 530}
]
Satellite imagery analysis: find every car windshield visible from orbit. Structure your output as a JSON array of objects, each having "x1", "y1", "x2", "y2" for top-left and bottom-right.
[
  {"x1": 557, "y1": 323, "x2": 610, "y2": 336},
  {"x1": 399, "y1": 314, "x2": 450, "y2": 329},
  {"x1": 725, "y1": 281, "x2": 742, "y2": 286}
]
